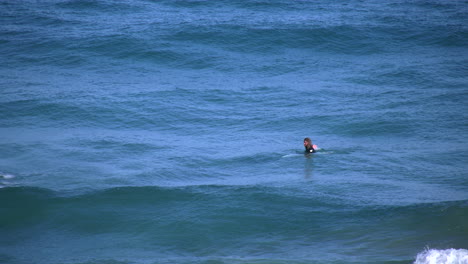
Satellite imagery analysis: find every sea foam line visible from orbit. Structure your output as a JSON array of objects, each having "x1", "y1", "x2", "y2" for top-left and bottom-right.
[{"x1": 414, "y1": 248, "x2": 468, "y2": 264}]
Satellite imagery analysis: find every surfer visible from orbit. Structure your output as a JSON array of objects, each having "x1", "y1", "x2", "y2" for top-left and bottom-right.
[{"x1": 303, "y1": 137, "x2": 317, "y2": 154}]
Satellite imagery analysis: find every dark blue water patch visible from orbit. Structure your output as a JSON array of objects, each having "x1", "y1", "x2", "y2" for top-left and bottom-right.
[
  {"x1": 430, "y1": 27, "x2": 468, "y2": 48},
  {"x1": 159, "y1": 0, "x2": 223, "y2": 9},
  {"x1": 180, "y1": 152, "x2": 284, "y2": 172},
  {"x1": 0, "y1": 85, "x2": 276, "y2": 131},
  {"x1": 4, "y1": 49, "x2": 89, "y2": 69},
  {"x1": 3, "y1": 185, "x2": 467, "y2": 227},
  {"x1": 162, "y1": 0, "x2": 304, "y2": 12},
  {"x1": 0, "y1": 185, "x2": 335, "y2": 232},
  {"x1": 164, "y1": 23, "x2": 384, "y2": 55},
  {"x1": 328, "y1": 116, "x2": 416, "y2": 138},
  {"x1": 0, "y1": 99, "x2": 96, "y2": 128},
  {"x1": 0, "y1": 2, "x2": 85, "y2": 35},
  {"x1": 2, "y1": 0, "x2": 466, "y2": 74},
  {"x1": 0, "y1": 187, "x2": 54, "y2": 228},
  {"x1": 153, "y1": 1, "x2": 467, "y2": 54},
  {"x1": 0, "y1": 27, "x2": 35, "y2": 42},
  {"x1": 0, "y1": 95, "x2": 175, "y2": 130},
  {"x1": 57, "y1": 137, "x2": 170, "y2": 166},
  {"x1": 372, "y1": 67, "x2": 433, "y2": 87},
  {"x1": 381, "y1": 201, "x2": 468, "y2": 248},
  {"x1": 109, "y1": 86, "x2": 307, "y2": 132},
  {"x1": 0, "y1": 5, "x2": 140, "y2": 67},
  {"x1": 395, "y1": 25, "x2": 468, "y2": 48},
  {"x1": 229, "y1": 0, "x2": 304, "y2": 11},
  {"x1": 134, "y1": 49, "x2": 221, "y2": 70},
  {"x1": 344, "y1": 55, "x2": 467, "y2": 89},
  {"x1": 56, "y1": 0, "x2": 145, "y2": 14},
  {"x1": 430, "y1": 90, "x2": 468, "y2": 105},
  {"x1": 1, "y1": 186, "x2": 467, "y2": 258},
  {"x1": 36, "y1": 32, "x2": 222, "y2": 70},
  {"x1": 0, "y1": 31, "x2": 89, "y2": 68},
  {"x1": 412, "y1": 0, "x2": 468, "y2": 16},
  {"x1": 74, "y1": 138, "x2": 165, "y2": 153}
]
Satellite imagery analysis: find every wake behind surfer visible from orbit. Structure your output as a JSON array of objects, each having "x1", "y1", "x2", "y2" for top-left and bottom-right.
[{"x1": 303, "y1": 137, "x2": 317, "y2": 154}]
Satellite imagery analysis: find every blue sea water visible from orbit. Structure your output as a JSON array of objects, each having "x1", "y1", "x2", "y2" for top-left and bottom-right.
[{"x1": 1, "y1": 0, "x2": 468, "y2": 263}]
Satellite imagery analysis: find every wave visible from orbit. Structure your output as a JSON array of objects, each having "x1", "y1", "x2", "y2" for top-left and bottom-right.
[
  {"x1": 2, "y1": 0, "x2": 466, "y2": 71},
  {"x1": 1, "y1": 186, "x2": 467, "y2": 263},
  {"x1": 56, "y1": 0, "x2": 142, "y2": 13},
  {"x1": 2, "y1": 186, "x2": 467, "y2": 226},
  {"x1": 0, "y1": 97, "x2": 174, "y2": 130},
  {"x1": 414, "y1": 248, "x2": 468, "y2": 264},
  {"x1": 0, "y1": 85, "x2": 309, "y2": 131}
]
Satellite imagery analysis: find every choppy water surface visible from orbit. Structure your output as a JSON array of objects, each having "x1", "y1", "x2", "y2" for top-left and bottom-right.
[{"x1": 1, "y1": 1, "x2": 467, "y2": 263}]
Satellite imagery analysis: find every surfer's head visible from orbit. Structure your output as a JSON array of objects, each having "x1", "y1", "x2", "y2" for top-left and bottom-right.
[{"x1": 303, "y1": 137, "x2": 312, "y2": 148}]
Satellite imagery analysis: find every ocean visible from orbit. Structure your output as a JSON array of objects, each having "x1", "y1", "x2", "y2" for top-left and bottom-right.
[{"x1": 1, "y1": 0, "x2": 467, "y2": 263}]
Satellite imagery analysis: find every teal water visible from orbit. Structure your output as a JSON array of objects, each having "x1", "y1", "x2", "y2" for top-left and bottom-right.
[{"x1": 1, "y1": 0, "x2": 468, "y2": 263}]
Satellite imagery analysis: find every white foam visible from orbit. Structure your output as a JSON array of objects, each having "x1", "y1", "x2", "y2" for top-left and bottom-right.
[
  {"x1": 414, "y1": 248, "x2": 468, "y2": 264},
  {"x1": 281, "y1": 154, "x2": 302, "y2": 158},
  {"x1": 0, "y1": 173, "x2": 15, "y2": 179}
]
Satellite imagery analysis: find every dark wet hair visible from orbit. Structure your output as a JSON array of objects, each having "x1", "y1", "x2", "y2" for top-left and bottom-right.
[{"x1": 304, "y1": 137, "x2": 312, "y2": 144}]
